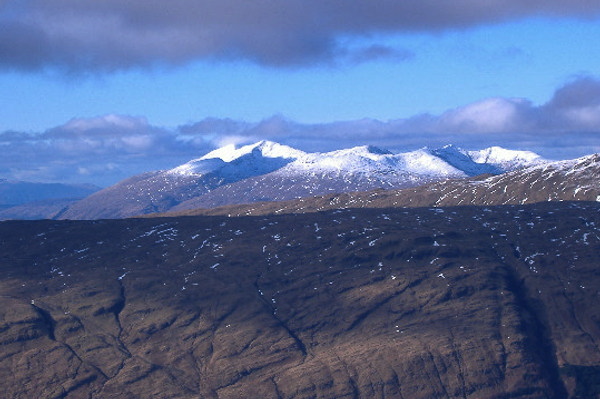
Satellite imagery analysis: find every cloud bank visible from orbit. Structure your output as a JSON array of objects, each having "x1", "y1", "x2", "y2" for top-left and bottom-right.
[
  {"x1": 1, "y1": 77, "x2": 599, "y2": 185},
  {"x1": 2, "y1": 0, "x2": 600, "y2": 71},
  {"x1": 0, "y1": 115, "x2": 211, "y2": 185},
  {"x1": 191, "y1": 76, "x2": 600, "y2": 155}
]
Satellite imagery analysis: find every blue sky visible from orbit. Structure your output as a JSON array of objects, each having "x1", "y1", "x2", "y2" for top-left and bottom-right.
[{"x1": 2, "y1": 1, "x2": 600, "y2": 186}]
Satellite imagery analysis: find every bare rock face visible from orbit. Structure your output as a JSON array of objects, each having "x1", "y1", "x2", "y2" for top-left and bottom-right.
[{"x1": 1, "y1": 202, "x2": 600, "y2": 398}]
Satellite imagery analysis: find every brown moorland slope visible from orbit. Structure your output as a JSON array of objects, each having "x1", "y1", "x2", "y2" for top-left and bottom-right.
[{"x1": 1, "y1": 202, "x2": 600, "y2": 398}]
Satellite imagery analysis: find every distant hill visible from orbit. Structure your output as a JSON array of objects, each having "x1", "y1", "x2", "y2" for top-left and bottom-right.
[
  {"x1": 1, "y1": 201, "x2": 599, "y2": 397},
  {"x1": 0, "y1": 198, "x2": 80, "y2": 220},
  {"x1": 0, "y1": 180, "x2": 99, "y2": 207},
  {"x1": 0, "y1": 180, "x2": 100, "y2": 220},
  {"x1": 58, "y1": 141, "x2": 546, "y2": 219}
]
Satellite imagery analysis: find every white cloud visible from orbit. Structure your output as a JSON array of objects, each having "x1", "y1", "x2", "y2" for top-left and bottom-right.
[
  {"x1": 440, "y1": 98, "x2": 528, "y2": 133},
  {"x1": 213, "y1": 135, "x2": 258, "y2": 149}
]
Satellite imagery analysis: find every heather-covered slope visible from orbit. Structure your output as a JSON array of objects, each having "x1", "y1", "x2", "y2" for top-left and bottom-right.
[
  {"x1": 57, "y1": 171, "x2": 223, "y2": 220},
  {"x1": 1, "y1": 202, "x2": 600, "y2": 398},
  {"x1": 0, "y1": 198, "x2": 79, "y2": 220}
]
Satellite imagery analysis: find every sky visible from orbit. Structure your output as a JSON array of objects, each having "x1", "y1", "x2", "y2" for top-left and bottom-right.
[{"x1": 2, "y1": 1, "x2": 600, "y2": 186}]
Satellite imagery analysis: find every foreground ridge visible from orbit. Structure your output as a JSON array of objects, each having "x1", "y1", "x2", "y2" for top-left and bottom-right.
[{"x1": 1, "y1": 201, "x2": 599, "y2": 398}]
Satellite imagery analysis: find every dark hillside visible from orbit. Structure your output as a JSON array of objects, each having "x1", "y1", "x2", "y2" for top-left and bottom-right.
[{"x1": 1, "y1": 202, "x2": 599, "y2": 398}]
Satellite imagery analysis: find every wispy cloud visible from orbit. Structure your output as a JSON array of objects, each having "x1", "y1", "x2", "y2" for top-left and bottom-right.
[
  {"x1": 1, "y1": 77, "x2": 599, "y2": 185},
  {"x1": 1, "y1": 1, "x2": 600, "y2": 71}
]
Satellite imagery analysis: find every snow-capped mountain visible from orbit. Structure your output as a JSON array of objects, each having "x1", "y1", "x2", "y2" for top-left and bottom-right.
[
  {"x1": 58, "y1": 141, "x2": 547, "y2": 219},
  {"x1": 170, "y1": 141, "x2": 542, "y2": 181},
  {"x1": 166, "y1": 142, "x2": 549, "y2": 212},
  {"x1": 467, "y1": 146, "x2": 544, "y2": 171},
  {"x1": 275, "y1": 145, "x2": 463, "y2": 179},
  {"x1": 431, "y1": 145, "x2": 545, "y2": 176},
  {"x1": 173, "y1": 153, "x2": 600, "y2": 218},
  {"x1": 169, "y1": 141, "x2": 304, "y2": 178}
]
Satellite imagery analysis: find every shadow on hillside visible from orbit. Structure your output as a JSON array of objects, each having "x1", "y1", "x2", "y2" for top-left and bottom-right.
[{"x1": 561, "y1": 365, "x2": 600, "y2": 398}]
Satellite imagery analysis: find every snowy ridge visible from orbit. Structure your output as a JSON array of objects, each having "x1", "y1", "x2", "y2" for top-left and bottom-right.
[
  {"x1": 430, "y1": 145, "x2": 547, "y2": 176},
  {"x1": 468, "y1": 146, "x2": 546, "y2": 171},
  {"x1": 169, "y1": 157, "x2": 226, "y2": 176},
  {"x1": 169, "y1": 140, "x2": 547, "y2": 181},
  {"x1": 278, "y1": 147, "x2": 469, "y2": 181},
  {"x1": 168, "y1": 141, "x2": 305, "y2": 178},
  {"x1": 200, "y1": 140, "x2": 306, "y2": 163}
]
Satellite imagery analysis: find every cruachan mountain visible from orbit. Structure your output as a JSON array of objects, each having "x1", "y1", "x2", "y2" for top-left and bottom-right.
[
  {"x1": 56, "y1": 141, "x2": 546, "y2": 220},
  {"x1": 1, "y1": 201, "x2": 600, "y2": 398},
  {"x1": 159, "y1": 152, "x2": 600, "y2": 218}
]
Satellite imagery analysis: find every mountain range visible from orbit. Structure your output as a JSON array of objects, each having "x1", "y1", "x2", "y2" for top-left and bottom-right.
[
  {"x1": 169, "y1": 152, "x2": 600, "y2": 218},
  {"x1": 2, "y1": 141, "x2": 598, "y2": 221},
  {"x1": 56, "y1": 141, "x2": 547, "y2": 220}
]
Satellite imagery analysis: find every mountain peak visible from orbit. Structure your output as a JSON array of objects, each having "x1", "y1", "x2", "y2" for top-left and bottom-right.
[
  {"x1": 317, "y1": 145, "x2": 392, "y2": 159},
  {"x1": 200, "y1": 140, "x2": 305, "y2": 162},
  {"x1": 429, "y1": 144, "x2": 546, "y2": 176},
  {"x1": 365, "y1": 145, "x2": 392, "y2": 155},
  {"x1": 169, "y1": 141, "x2": 305, "y2": 177},
  {"x1": 469, "y1": 146, "x2": 544, "y2": 163},
  {"x1": 351, "y1": 144, "x2": 392, "y2": 155},
  {"x1": 428, "y1": 145, "x2": 496, "y2": 176}
]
